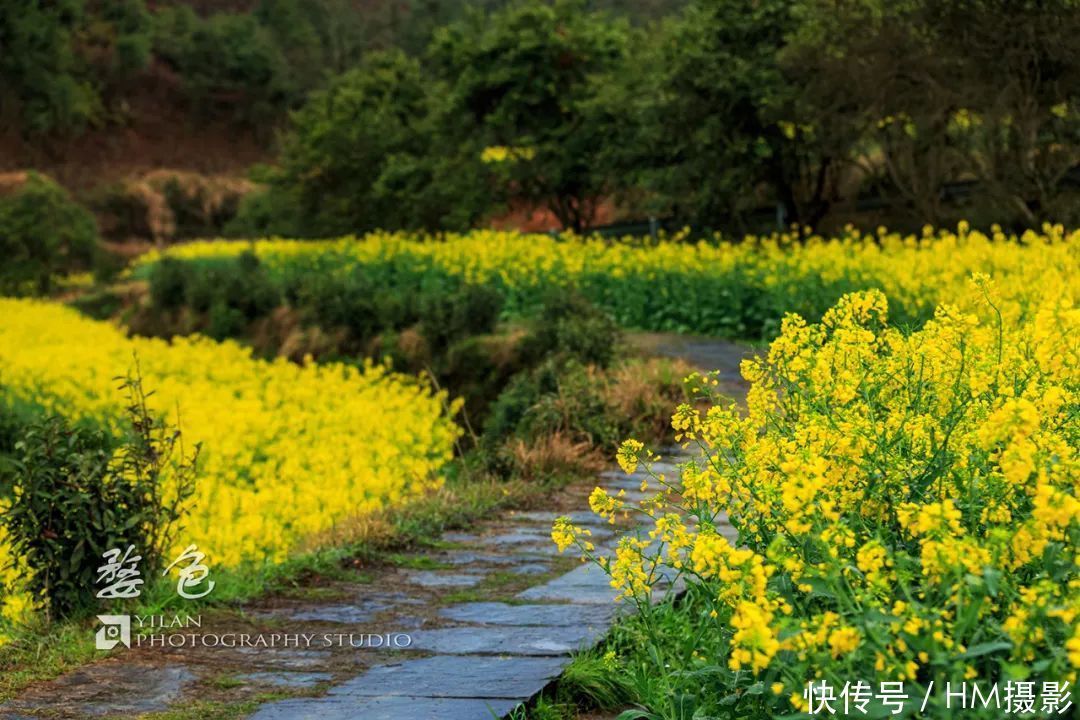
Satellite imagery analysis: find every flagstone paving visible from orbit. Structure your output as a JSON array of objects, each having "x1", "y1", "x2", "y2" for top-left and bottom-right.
[{"x1": 1, "y1": 339, "x2": 748, "y2": 720}]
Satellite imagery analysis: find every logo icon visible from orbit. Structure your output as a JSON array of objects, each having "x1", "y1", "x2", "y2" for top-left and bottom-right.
[{"x1": 96, "y1": 614, "x2": 131, "y2": 650}]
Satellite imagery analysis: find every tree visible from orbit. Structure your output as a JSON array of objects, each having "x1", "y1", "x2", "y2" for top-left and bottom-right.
[
  {"x1": 784, "y1": 0, "x2": 1080, "y2": 229},
  {"x1": 0, "y1": 0, "x2": 151, "y2": 136},
  {"x1": 151, "y1": 7, "x2": 292, "y2": 128},
  {"x1": 260, "y1": 50, "x2": 490, "y2": 235},
  {"x1": 431, "y1": 0, "x2": 630, "y2": 232},
  {"x1": 595, "y1": 0, "x2": 840, "y2": 232}
]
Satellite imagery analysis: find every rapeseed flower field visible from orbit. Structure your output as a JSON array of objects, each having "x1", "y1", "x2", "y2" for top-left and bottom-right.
[
  {"x1": 137, "y1": 223, "x2": 1079, "y2": 337},
  {"x1": 0, "y1": 300, "x2": 460, "y2": 634}
]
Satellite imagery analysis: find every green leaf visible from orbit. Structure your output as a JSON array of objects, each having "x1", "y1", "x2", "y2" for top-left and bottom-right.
[
  {"x1": 961, "y1": 640, "x2": 1012, "y2": 659},
  {"x1": 616, "y1": 710, "x2": 660, "y2": 720}
]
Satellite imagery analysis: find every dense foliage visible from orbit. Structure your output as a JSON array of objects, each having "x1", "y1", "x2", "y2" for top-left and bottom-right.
[
  {"x1": 9, "y1": 0, "x2": 1080, "y2": 234},
  {"x1": 250, "y1": 50, "x2": 489, "y2": 235},
  {"x1": 0, "y1": 173, "x2": 98, "y2": 295},
  {"x1": 247, "y1": 0, "x2": 1080, "y2": 234}
]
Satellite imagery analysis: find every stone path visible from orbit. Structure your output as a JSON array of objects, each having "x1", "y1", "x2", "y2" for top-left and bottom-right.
[
  {"x1": 1, "y1": 339, "x2": 749, "y2": 720},
  {"x1": 244, "y1": 452, "x2": 711, "y2": 720}
]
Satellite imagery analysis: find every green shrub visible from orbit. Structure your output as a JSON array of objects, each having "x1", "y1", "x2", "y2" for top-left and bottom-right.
[
  {"x1": 223, "y1": 183, "x2": 302, "y2": 238},
  {"x1": 205, "y1": 252, "x2": 280, "y2": 321},
  {"x1": 148, "y1": 257, "x2": 191, "y2": 311},
  {"x1": 147, "y1": 252, "x2": 281, "y2": 333},
  {"x1": 0, "y1": 172, "x2": 99, "y2": 295},
  {"x1": 481, "y1": 365, "x2": 547, "y2": 456},
  {"x1": 521, "y1": 293, "x2": 621, "y2": 369},
  {"x1": 436, "y1": 333, "x2": 527, "y2": 426},
  {"x1": 418, "y1": 282, "x2": 504, "y2": 351},
  {"x1": 291, "y1": 272, "x2": 386, "y2": 342},
  {"x1": 2, "y1": 375, "x2": 198, "y2": 620}
]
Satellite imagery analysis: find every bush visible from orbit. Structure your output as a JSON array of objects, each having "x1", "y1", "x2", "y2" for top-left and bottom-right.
[
  {"x1": 481, "y1": 363, "x2": 551, "y2": 450},
  {"x1": 148, "y1": 257, "x2": 190, "y2": 311},
  {"x1": 481, "y1": 354, "x2": 684, "y2": 480},
  {"x1": 0, "y1": 172, "x2": 99, "y2": 295},
  {"x1": 97, "y1": 170, "x2": 258, "y2": 243},
  {"x1": 290, "y1": 271, "x2": 393, "y2": 345},
  {"x1": 418, "y1": 282, "x2": 504, "y2": 351},
  {"x1": 147, "y1": 252, "x2": 281, "y2": 338},
  {"x1": 190, "y1": 252, "x2": 280, "y2": 322},
  {"x1": 521, "y1": 292, "x2": 622, "y2": 369},
  {"x1": 1, "y1": 374, "x2": 197, "y2": 621},
  {"x1": 223, "y1": 182, "x2": 302, "y2": 239}
]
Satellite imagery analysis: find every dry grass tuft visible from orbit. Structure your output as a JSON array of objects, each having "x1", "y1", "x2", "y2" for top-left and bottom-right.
[
  {"x1": 106, "y1": 169, "x2": 257, "y2": 244},
  {"x1": 251, "y1": 306, "x2": 346, "y2": 362},
  {"x1": 604, "y1": 357, "x2": 695, "y2": 441},
  {"x1": 506, "y1": 432, "x2": 605, "y2": 482}
]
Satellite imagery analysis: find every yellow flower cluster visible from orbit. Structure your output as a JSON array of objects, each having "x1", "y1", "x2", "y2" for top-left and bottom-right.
[
  {"x1": 135, "y1": 224, "x2": 1079, "y2": 335},
  {"x1": 0, "y1": 299, "x2": 460, "y2": 628},
  {"x1": 569, "y1": 275, "x2": 1078, "y2": 709}
]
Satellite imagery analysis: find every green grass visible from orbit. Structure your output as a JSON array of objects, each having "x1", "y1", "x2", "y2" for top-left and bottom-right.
[
  {"x1": 0, "y1": 621, "x2": 98, "y2": 704},
  {"x1": 208, "y1": 674, "x2": 246, "y2": 691},
  {"x1": 505, "y1": 648, "x2": 637, "y2": 720},
  {"x1": 138, "y1": 690, "x2": 310, "y2": 720},
  {"x1": 383, "y1": 553, "x2": 453, "y2": 570}
]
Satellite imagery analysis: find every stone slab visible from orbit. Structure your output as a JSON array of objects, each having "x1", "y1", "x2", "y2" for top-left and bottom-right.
[
  {"x1": 486, "y1": 529, "x2": 555, "y2": 546},
  {"x1": 328, "y1": 655, "x2": 565, "y2": 698},
  {"x1": 438, "y1": 602, "x2": 615, "y2": 627},
  {"x1": 441, "y1": 532, "x2": 481, "y2": 543},
  {"x1": 507, "y1": 562, "x2": 551, "y2": 575},
  {"x1": 233, "y1": 647, "x2": 331, "y2": 669},
  {"x1": 406, "y1": 571, "x2": 486, "y2": 588},
  {"x1": 236, "y1": 671, "x2": 332, "y2": 689},
  {"x1": 411, "y1": 624, "x2": 601, "y2": 655},
  {"x1": 438, "y1": 551, "x2": 518, "y2": 566},
  {"x1": 287, "y1": 602, "x2": 388, "y2": 624},
  {"x1": 0, "y1": 665, "x2": 195, "y2": 717},
  {"x1": 517, "y1": 563, "x2": 618, "y2": 605},
  {"x1": 517, "y1": 583, "x2": 616, "y2": 605},
  {"x1": 507, "y1": 543, "x2": 562, "y2": 557},
  {"x1": 511, "y1": 510, "x2": 611, "y2": 527},
  {"x1": 249, "y1": 696, "x2": 521, "y2": 720}
]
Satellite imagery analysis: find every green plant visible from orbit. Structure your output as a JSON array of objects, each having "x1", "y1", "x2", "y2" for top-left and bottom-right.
[
  {"x1": 431, "y1": 0, "x2": 630, "y2": 231},
  {"x1": 521, "y1": 292, "x2": 622, "y2": 369},
  {"x1": 0, "y1": 173, "x2": 99, "y2": 295},
  {"x1": 147, "y1": 252, "x2": 281, "y2": 337},
  {"x1": 264, "y1": 49, "x2": 492, "y2": 235},
  {"x1": 148, "y1": 257, "x2": 191, "y2": 311},
  {"x1": 151, "y1": 6, "x2": 292, "y2": 128},
  {"x1": 2, "y1": 372, "x2": 198, "y2": 620},
  {"x1": 557, "y1": 288, "x2": 1080, "y2": 719},
  {"x1": 418, "y1": 282, "x2": 504, "y2": 351}
]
